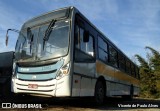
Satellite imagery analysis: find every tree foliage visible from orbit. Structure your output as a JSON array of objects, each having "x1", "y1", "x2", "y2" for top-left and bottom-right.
[{"x1": 135, "y1": 46, "x2": 160, "y2": 98}]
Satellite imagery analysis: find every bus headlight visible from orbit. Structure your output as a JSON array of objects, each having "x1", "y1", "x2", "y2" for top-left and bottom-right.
[{"x1": 57, "y1": 62, "x2": 70, "y2": 79}]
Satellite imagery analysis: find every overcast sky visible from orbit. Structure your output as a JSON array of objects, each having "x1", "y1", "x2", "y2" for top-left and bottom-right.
[{"x1": 0, "y1": 0, "x2": 160, "y2": 61}]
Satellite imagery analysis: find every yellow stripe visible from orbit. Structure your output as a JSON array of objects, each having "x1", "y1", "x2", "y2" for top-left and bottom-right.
[{"x1": 96, "y1": 60, "x2": 140, "y2": 86}]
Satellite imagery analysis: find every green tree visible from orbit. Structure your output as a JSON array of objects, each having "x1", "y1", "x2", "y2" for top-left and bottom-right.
[{"x1": 135, "y1": 46, "x2": 160, "y2": 98}]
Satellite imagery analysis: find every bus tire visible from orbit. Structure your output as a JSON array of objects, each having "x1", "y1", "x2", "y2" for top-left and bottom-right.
[{"x1": 94, "y1": 81, "x2": 105, "y2": 105}]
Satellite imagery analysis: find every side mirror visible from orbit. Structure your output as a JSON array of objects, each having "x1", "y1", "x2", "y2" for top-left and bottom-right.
[
  {"x1": 83, "y1": 30, "x2": 89, "y2": 42},
  {"x1": 5, "y1": 29, "x2": 10, "y2": 46},
  {"x1": 5, "y1": 29, "x2": 20, "y2": 46},
  {"x1": 5, "y1": 35, "x2": 9, "y2": 46}
]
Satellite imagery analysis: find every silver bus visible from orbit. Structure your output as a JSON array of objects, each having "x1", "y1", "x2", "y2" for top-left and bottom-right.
[{"x1": 6, "y1": 6, "x2": 140, "y2": 104}]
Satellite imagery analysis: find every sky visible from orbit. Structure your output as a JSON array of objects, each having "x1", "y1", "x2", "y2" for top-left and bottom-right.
[{"x1": 0, "y1": 0, "x2": 160, "y2": 62}]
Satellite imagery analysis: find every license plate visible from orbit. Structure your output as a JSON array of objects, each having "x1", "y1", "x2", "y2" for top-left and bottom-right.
[{"x1": 28, "y1": 84, "x2": 38, "y2": 89}]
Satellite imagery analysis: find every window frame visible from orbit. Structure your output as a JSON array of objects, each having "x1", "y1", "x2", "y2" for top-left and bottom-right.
[
  {"x1": 125, "y1": 59, "x2": 131, "y2": 75},
  {"x1": 74, "y1": 22, "x2": 95, "y2": 62},
  {"x1": 108, "y1": 45, "x2": 118, "y2": 67},
  {"x1": 97, "y1": 36, "x2": 109, "y2": 63},
  {"x1": 118, "y1": 53, "x2": 126, "y2": 71}
]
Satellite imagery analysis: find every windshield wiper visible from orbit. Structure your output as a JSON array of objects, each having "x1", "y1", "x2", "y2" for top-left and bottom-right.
[
  {"x1": 27, "y1": 27, "x2": 34, "y2": 53},
  {"x1": 43, "y1": 19, "x2": 56, "y2": 50}
]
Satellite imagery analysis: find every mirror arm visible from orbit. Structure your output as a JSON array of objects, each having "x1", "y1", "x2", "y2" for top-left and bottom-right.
[{"x1": 5, "y1": 29, "x2": 20, "y2": 46}]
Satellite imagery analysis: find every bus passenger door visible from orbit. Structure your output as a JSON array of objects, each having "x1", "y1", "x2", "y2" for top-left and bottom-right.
[{"x1": 72, "y1": 22, "x2": 96, "y2": 97}]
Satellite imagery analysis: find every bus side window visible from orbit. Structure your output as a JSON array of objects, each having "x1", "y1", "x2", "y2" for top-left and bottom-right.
[
  {"x1": 79, "y1": 27, "x2": 94, "y2": 56},
  {"x1": 118, "y1": 53, "x2": 125, "y2": 71},
  {"x1": 74, "y1": 25, "x2": 80, "y2": 49},
  {"x1": 109, "y1": 46, "x2": 118, "y2": 67},
  {"x1": 135, "y1": 67, "x2": 139, "y2": 79},
  {"x1": 126, "y1": 60, "x2": 131, "y2": 75},
  {"x1": 74, "y1": 25, "x2": 95, "y2": 62},
  {"x1": 131, "y1": 64, "x2": 136, "y2": 77},
  {"x1": 98, "y1": 37, "x2": 108, "y2": 63},
  {"x1": 87, "y1": 35, "x2": 94, "y2": 56}
]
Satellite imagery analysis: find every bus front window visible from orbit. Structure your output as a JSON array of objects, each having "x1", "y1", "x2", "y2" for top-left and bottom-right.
[
  {"x1": 37, "y1": 20, "x2": 70, "y2": 60},
  {"x1": 15, "y1": 28, "x2": 38, "y2": 61},
  {"x1": 15, "y1": 20, "x2": 70, "y2": 62}
]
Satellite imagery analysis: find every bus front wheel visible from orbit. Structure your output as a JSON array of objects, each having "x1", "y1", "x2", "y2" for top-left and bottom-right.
[{"x1": 94, "y1": 81, "x2": 105, "y2": 105}]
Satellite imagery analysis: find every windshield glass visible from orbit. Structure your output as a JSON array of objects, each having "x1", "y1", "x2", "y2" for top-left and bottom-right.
[
  {"x1": 37, "y1": 20, "x2": 69, "y2": 60},
  {"x1": 15, "y1": 20, "x2": 70, "y2": 62},
  {"x1": 15, "y1": 28, "x2": 38, "y2": 61}
]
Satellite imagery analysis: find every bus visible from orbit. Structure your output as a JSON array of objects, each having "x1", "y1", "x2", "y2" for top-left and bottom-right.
[{"x1": 6, "y1": 6, "x2": 140, "y2": 104}]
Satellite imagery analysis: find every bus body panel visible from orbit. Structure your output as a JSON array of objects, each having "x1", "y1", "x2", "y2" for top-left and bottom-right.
[
  {"x1": 72, "y1": 63, "x2": 96, "y2": 97},
  {"x1": 12, "y1": 70, "x2": 72, "y2": 97},
  {"x1": 12, "y1": 57, "x2": 72, "y2": 97},
  {"x1": 55, "y1": 75, "x2": 71, "y2": 97},
  {"x1": 96, "y1": 60, "x2": 140, "y2": 96},
  {"x1": 12, "y1": 79, "x2": 57, "y2": 96}
]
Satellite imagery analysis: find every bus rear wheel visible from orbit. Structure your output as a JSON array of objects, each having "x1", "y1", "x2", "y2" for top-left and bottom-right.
[{"x1": 94, "y1": 81, "x2": 105, "y2": 105}]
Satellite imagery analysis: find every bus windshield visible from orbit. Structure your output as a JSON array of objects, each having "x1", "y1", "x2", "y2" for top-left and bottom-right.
[{"x1": 15, "y1": 20, "x2": 70, "y2": 62}]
